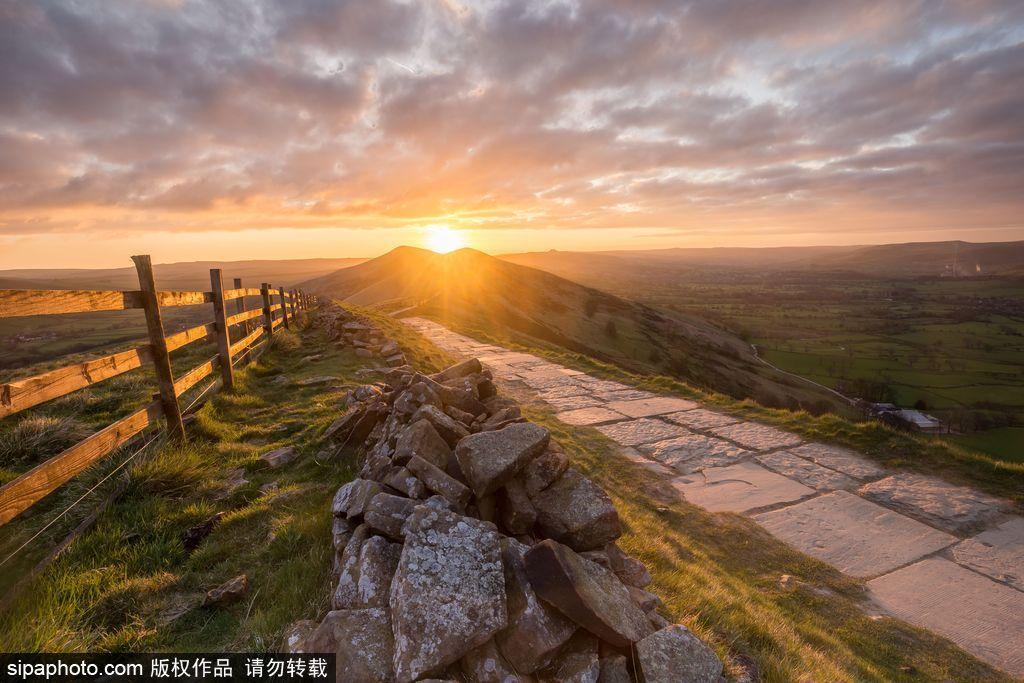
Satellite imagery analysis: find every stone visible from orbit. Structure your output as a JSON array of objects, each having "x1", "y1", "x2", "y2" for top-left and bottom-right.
[
  {"x1": 323, "y1": 407, "x2": 363, "y2": 441},
  {"x1": 662, "y1": 408, "x2": 740, "y2": 430},
  {"x1": 519, "y1": 445, "x2": 570, "y2": 497},
  {"x1": 605, "y1": 396, "x2": 699, "y2": 418},
  {"x1": 952, "y1": 516, "x2": 1024, "y2": 589},
  {"x1": 202, "y1": 574, "x2": 249, "y2": 607},
  {"x1": 444, "y1": 404, "x2": 476, "y2": 427},
  {"x1": 182, "y1": 512, "x2": 224, "y2": 554},
  {"x1": 786, "y1": 442, "x2": 884, "y2": 480},
  {"x1": 671, "y1": 461, "x2": 814, "y2": 514},
  {"x1": 556, "y1": 407, "x2": 627, "y2": 426},
  {"x1": 482, "y1": 406, "x2": 523, "y2": 431},
  {"x1": 627, "y1": 586, "x2": 663, "y2": 612},
  {"x1": 596, "y1": 418, "x2": 686, "y2": 447},
  {"x1": 605, "y1": 544, "x2": 652, "y2": 588},
  {"x1": 334, "y1": 534, "x2": 401, "y2": 609},
  {"x1": 431, "y1": 357, "x2": 483, "y2": 383},
  {"x1": 496, "y1": 538, "x2": 577, "y2": 674},
  {"x1": 364, "y1": 493, "x2": 419, "y2": 539},
  {"x1": 355, "y1": 348, "x2": 374, "y2": 358},
  {"x1": 524, "y1": 539, "x2": 653, "y2": 648},
  {"x1": 710, "y1": 422, "x2": 802, "y2": 451},
  {"x1": 391, "y1": 506, "x2": 508, "y2": 682},
  {"x1": 282, "y1": 619, "x2": 317, "y2": 653},
  {"x1": 305, "y1": 608, "x2": 395, "y2": 682},
  {"x1": 393, "y1": 419, "x2": 452, "y2": 468},
  {"x1": 859, "y1": 473, "x2": 1008, "y2": 535},
  {"x1": 531, "y1": 468, "x2": 621, "y2": 551},
  {"x1": 456, "y1": 422, "x2": 550, "y2": 496},
  {"x1": 541, "y1": 631, "x2": 600, "y2": 683},
  {"x1": 640, "y1": 433, "x2": 750, "y2": 474},
  {"x1": 333, "y1": 524, "x2": 370, "y2": 607},
  {"x1": 636, "y1": 624, "x2": 723, "y2": 683},
  {"x1": 544, "y1": 394, "x2": 605, "y2": 412},
  {"x1": 597, "y1": 654, "x2": 631, "y2": 683},
  {"x1": 333, "y1": 479, "x2": 384, "y2": 519},
  {"x1": 414, "y1": 404, "x2": 470, "y2": 445},
  {"x1": 756, "y1": 450, "x2": 857, "y2": 491},
  {"x1": 498, "y1": 478, "x2": 537, "y2": 535},
  {"x1": 867, "y1": 558, "x2": 1024, "y2": 678},
  {"x1": 260, "y1": 446, "x2": 299, "y2": 468},
  {"x1": 384, "y1": 467, "x2": 427, "y2": 499},
  {"x1": 753, "y1": 491, "x2": 955, "y2": 578},
  {"x1": 381, "y1": 340, "x2": 400, "y2": 357},
  {"x1": 296, "y1": 375, "x2": 340, "y2": 386},
  {"x1": 332, "y1": 516, "x2": 356, "y2": 551},
  {"x1": 406, "y1": 455, "x2": 473, "y2": 509},
  {"x1": 459, "y1": 639, "x2": 521, "y2": 683}
]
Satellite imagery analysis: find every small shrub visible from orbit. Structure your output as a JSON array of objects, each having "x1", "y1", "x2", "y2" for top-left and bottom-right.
[
  {"x1": 604, "y1": 319, "x2": 618, "y2": 338},
  {"x1": 0, "y1": 416, "x2": 91, "y2": 467},
  {"x1": 270, "y1": 330, "x2": 301, "y2": 352}
]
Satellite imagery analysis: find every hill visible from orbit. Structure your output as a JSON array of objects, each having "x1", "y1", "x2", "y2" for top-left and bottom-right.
[
  {"x1": 503, "y1": 240, "x2": 1024, "y2": 278},
  {"x1": 0, "y1": 257, "x2": 365, "y2": 291},
  {"x1": 302, "y1": 247, "x2": 847, "y2": 412}
]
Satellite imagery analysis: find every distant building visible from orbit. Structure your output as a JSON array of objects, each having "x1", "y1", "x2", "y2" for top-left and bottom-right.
[{"x1": 868, "y1": 402, "x2": 944, "y2": 434}]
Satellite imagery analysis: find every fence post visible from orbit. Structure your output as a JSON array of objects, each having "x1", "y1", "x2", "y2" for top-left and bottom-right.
[
  {"x1": 261, "y1": 283, "x2": 274, "y2": 340},
  {"x1": 131, "y1": 255, "x2": 186, "y2": 441},
  {"x1": 209, "y1": 268, "x2": 236, "y2": 391},
  {"x1": 279, "y1": 286, "x2": 290, "y2": 330},
  {"x1": 290, "y1": 289, "x2": 298, "y2": 320}
]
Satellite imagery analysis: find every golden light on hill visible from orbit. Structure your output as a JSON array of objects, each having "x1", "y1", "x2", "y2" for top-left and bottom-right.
[{"x1": 424, "y1": 225, "x2": 466, "y2": 254}]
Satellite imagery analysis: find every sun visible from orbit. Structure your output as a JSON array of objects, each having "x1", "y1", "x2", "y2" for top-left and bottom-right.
[{"x1": 424, "y1": 224, "x2": 466, "y2": 253}]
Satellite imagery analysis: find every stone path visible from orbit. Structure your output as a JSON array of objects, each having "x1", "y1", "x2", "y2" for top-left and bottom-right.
[{"x1": 401, "y1": 318, "x2": 1024, "y2": 678}]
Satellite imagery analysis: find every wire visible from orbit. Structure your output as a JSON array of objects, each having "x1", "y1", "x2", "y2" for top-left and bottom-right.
[
  {"x1": 0, "y1": 373, "x2": 222, "y2": 571},
  {"x1": 0, "y1": 429, "x2": 161, "y2": 571}
]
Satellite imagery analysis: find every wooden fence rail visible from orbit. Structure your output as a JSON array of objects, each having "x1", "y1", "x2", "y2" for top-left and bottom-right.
[{"x1": 0, "y1": 255, "x2": 318, "y2": 526}]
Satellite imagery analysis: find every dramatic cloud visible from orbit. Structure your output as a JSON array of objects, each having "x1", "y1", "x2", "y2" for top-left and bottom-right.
[{"x1": 1, "y1": 0, "x2": 1022, "y2": 244}]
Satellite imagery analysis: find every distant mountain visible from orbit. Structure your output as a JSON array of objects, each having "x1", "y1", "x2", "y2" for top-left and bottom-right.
[
  {"x1": 503, "y1": 240, "x2": 1024, "y2": 278},
  {"x1": 0, "y1": 258, "x2": 365, "y2": 291},
  {"x1": 303, "y1": 247, "x2": 846, "y2": 411}
]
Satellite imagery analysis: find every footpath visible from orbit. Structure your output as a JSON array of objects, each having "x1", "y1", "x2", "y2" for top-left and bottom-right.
[{"x1": 401, "y1": 317, "x2": 1024, "y2": 678}]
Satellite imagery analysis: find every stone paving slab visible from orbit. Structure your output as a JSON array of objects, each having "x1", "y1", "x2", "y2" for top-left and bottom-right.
[
  {"x1": 640, "y1": 434, "x2": 751, "y2": 474},
  {"x1": 867, "y1": 558, "x2": 1024, "y2": 678},
  {"x1": 710, "y1": 422, "x2": 803, "y2": 451},
  {"x1": 755, "y1": 450, "x2": 857, "y2": 491},
  {"x1": 556, "y1": 406, "x2": 628, "y2": 426},
  {"x1": 859, "y1": 473, "x2": 1009, "y2": 535},
  {"x1": 786, "y1": 443, "x2": 884, "y2": 480},
  {"x1": 617, "y1": 446, "x2": 676, "y2": 477},
  {"x1": 606, "y1": 396, "x2": 700, "y2": 418},
  {"x1": 754, "y1": 491, "x2": 956, "y2": 577},
  {"x1": 594, "y1": 388, "x2": 657, "y2": 402},
  {"x1": 543, "y1": 394, "x2": 607, "y2": 411},
  {"x1": 671, "y1": 461, "x2": 814, "y2": 513},
  {"x1": 596, "y1": 418, "x2": 688, "y2": 446},
  {"x1": 951, "y1": 516, "x2": 1024, "y2": 590},
  {"x1": 663, "y1": 408, "x2": 741, "y2": 430},
  {"x1": 536, "y1": 384, "x2": 596, "y2": 399}
]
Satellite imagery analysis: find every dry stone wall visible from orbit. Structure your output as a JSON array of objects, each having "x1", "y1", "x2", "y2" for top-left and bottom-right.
[{"x1": 287, "y1": 304, "x2": 723, "y2": 682}]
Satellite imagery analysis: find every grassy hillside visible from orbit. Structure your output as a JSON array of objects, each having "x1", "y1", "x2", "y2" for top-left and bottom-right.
[
  {"x1": 0, "y1": 257, "x2": 365, "y2": 291},
  {"x1": 498, "y1": 247, "x2": 1024, "y2": 464},
  {"x1": 303, "y1": 247, "x2": 849, "y2": 414}
]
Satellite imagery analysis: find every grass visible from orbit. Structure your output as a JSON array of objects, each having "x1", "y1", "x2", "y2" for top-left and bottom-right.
[
  {"x1": 0, "y1": 304, "x2": 1012, "y2": 679},
  {"x1": 418, "y1": 313, "x2": 1024, "y2": 507},
  {"x1": 0, "y1": 310, "x2": 452, "y2": 652},
  {"x1": 511, "y1": 388, "x2": 1013, "y2": 682}
]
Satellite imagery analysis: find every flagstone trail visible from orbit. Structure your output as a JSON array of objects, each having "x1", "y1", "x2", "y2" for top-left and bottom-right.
[{"x1": 401, "y1": 317, "x2": 1024, "y2": 678}]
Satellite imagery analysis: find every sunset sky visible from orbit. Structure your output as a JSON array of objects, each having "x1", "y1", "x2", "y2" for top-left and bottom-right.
[{"x1": 1, "y1": 1, "x2": 1023, "y2": 268}]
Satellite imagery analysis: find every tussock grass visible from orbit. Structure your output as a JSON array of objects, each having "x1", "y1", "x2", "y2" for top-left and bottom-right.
[
  {"x1": 269, "y1": 329, "x2": 301, "y2": 352},
  {"x1": 0, "y1": 415, "x2": 91, "y2": 468}
]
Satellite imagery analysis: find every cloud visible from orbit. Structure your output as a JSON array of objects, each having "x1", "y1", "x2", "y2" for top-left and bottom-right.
[{"x1": 0, "y1": 0, "x2": 1021, "y2": 241}]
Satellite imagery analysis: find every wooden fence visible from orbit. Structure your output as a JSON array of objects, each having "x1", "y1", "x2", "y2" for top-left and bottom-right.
[{"x1": 0, "y1": 255, "x2": 318, "y2": 527}]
